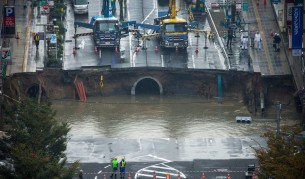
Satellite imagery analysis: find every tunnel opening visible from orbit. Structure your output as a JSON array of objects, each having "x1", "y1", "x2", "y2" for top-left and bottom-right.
[
  {"x1": 26, "y1": 84, "x2": 47, "y2": 100},
  {"x1": 132, "y1": 77, "x2": 163, "y2": 95},
  {"x1": 135, "y1": 78, "x2": 160, "y2": 95}
]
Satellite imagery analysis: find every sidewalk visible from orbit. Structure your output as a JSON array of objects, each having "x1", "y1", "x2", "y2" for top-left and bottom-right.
[
  {"x1": 271, "y1": 3, "x2": 305, "y2": 91},
  {"x1": 4, "y1": 0, "x2": 30, "y2": 75},
  {"x1": 5, "y1": 0, "x2": 47, "y2": 75},
  {"x1": 210, "y1": 1, "x2": 291, "y2": 76}
]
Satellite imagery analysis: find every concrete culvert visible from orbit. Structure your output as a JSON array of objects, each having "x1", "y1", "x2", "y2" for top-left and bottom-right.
[{"x1": 131, "y1": 76, "x2": 163, "y2": 95}]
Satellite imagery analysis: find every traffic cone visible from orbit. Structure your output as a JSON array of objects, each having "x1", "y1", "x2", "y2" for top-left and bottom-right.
[
  {"x1": 152, "y1": 171, "x2": 157, "y2": 179},
  {"x1": 177, "y1": 172, "x2": 181, "y2": 179},
  {"x1": 195, "y1": 47, "x2": 199, "y2": 54},
  {"x1": 128, "y1": 173, "x2": 131, "y2": 179},
  {"x1": 201, "y1": 172, "x2": 206, "y2": 179},
  {"x1": 227, "y1": 172, "x2": 231, "y2": 179},
  {"x1": 176, "y1": 46, "x2": 178, "y2": 53},
  {"x1": 15, "y1": 32, "x2": 19, "y2": 39},
  {"x1": 166, "y1": 172, "x2": 170, "y2": 179},
  {"x1": 154, "y1": 46, "x2": 158, "y2": 53},
  {"x1": 115, "y1": 46, "x2": 118, "y2": 54},
  {"x1": 103, "y1": 173, "x2": 106, "y2": 179},
  {"x1": 134, "y1": 47, "x2": 139, "y2": 54}
]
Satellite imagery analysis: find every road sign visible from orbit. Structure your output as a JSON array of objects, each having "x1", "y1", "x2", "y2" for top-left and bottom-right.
[
  {"x1": 236, "y1": 3, "x2": 242, "y2": 11},
  {"x1": 242, "y1": 3, "x2": 248, "y2": 11},
  {"x1": 50, "y1": 34, "x2": 57, "y2": 44},
  {"x1": 42, "y1": 4, "x2": 49, "y2": 10}
]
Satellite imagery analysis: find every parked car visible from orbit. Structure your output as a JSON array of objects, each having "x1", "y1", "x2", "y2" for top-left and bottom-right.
[{"x1": 72, "y1": 0, "x2": 88, "y2": 14}]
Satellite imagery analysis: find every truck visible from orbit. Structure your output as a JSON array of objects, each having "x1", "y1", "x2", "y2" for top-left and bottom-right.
[
  {"x1": 73, "y1": 0, "x2": 135, "y2": 51},
  {"x1": 137, "y1": 0, "x2": 198, "y2": 50}
]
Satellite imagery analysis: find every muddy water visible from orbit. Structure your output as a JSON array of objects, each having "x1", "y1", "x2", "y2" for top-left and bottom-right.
[{"x1": 52, "y1": 96, "x2": 301, "y2": 138}]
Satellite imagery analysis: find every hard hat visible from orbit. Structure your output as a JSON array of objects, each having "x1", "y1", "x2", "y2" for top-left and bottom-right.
[
  {"x1": 122, "y1": 156, "x2": 125, "y2": 160},
  {"x1": 114, "y1": 157, "x2": 117, "y2": 160}
]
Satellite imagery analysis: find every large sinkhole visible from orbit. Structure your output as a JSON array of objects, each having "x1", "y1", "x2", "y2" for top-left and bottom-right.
[
  {"x1": 26, "y1": 84, "x2": 47, "y2": 100},
  {"x1": 132, "y1": 77, "x2": 163, "y2": 95}
]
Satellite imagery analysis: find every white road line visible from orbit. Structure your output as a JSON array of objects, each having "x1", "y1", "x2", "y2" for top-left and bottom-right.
[
  {"x1": 128, "y1": 10, "x2": 133, "y2": 66},
  {"x1": 136, "y1": 173, "x2": 166, "y2": 178},
  {"x1": 147, "y1": 154, "x2": 172, "y2": 162},
  {"x1": 94, "y1": 176, "x2": 98, "y2": 179},
  {"x1": 140, "y1": 169, "x2": 180, "y2": 177},
  {"x1": 192, "y1": 54, "x2": 195, "y2": 68},
  {"x1": 161, "y1": 55, "x2": 164, "y2": 67},
  {"x1": 141, "y1": 0, "x2": 157, "y2": 24},
  {"x1": 98, "y1": 170, "x2": 102, "y2": 174},
  {"x1": 149, "y1": 165, "x2": 177, "y2": 171},
  {"x1": 104, "y1": 165, "x2": 111, "y2": 168}
]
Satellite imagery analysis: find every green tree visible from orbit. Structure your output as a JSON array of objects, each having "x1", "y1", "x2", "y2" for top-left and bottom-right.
[
  {"x1": 0, "y1": 99, "x2": 79, "y2": 179},
  {"x1": 253, "y1": 125, "x2": 305, "y2": 179}
]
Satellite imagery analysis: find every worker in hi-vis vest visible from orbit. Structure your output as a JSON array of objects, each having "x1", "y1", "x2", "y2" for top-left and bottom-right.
[
  {"x1": 34, "y1": 33, "x2": 40, "y2": 49},
  {"x1": 110, "y1": 157, "x2": 119, "y2": 179},
  {"x1": 119, "y1": 157, "x2": 126, "y2": 179}
]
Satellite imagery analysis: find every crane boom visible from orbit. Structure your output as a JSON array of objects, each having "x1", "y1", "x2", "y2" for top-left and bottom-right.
[{"x1": 169, "y1": 0, "x2": 182, "y2": 19}]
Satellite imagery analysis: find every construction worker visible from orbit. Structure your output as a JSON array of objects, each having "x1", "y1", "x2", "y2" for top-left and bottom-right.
[
  {"x1": 34, "y1": 33, "x2": 40, "y2": 49},
  {"x1": 227, "y1": 28, "x2": 233, "y2": 50},
  {"x1": 79, "y1": 169, "x2": 83, "y2": 179},
  {"x1": 240, "y1": 30, "x2": 248, "y2": 50},
  {"x1": 110, "y1": 157, "x2": 119, "y2": 179},
  {"x1": 119, "y1": 157, "x2": 126, "y2": 179}
]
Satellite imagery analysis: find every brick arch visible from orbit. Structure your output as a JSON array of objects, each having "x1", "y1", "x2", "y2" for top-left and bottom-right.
[{"x1": 131, "y1": 76, "x2": 163, "y2": 95}]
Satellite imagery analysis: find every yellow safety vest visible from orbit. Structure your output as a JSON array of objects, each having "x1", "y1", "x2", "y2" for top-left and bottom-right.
[
  {"x1": 35, "y1": 35, "x2": 40, "y2": 41},
  {"x1": 121, "y1": 160, "x2": 125, "y2": 167}
]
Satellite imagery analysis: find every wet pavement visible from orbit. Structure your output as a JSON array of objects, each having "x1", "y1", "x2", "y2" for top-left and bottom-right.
[{"x1": 63, "y1": 0, "x2": 227, "y2": 70}]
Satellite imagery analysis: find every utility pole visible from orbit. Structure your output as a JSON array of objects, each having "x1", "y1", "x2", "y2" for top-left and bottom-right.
[
  {"x1": 36, "y1": 24, "x2": 54, "y2": 61},
  {"x1": 276, "y1": 101, "x2": 282, "y2": 135}
]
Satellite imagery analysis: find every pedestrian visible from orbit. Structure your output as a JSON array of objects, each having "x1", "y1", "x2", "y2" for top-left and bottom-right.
[
  {"x1": 119, "y1": 157, "x2": 126, "y2": 179},
  {"x1": 34, "y1": 33, "x2": 40, "y2": 49},
  {"x1": 249, "y1": 29, "x2": 256, "y2": 48},
  {"x1": 240, "y1": 30, "x2": 248, "y2": 50},
  {"x1": 79, "y1": 169, "x2": 83, "y2": 179},
  {"x1": 110, "y1": 157, "x2": 119, "y2": 179},
  {"x1": 273, "y1": 33, "x2": 281, "y2": 52},
  {"x1": 227, "y1": 28, "x2": 233, "y2": 49},
  {"x1": 254, "y1": 31, "x2": 261, "y2": 50}
]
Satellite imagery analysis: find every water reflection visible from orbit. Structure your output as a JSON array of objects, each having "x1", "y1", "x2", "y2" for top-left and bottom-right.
[{"x1": 52, "y1": 95, "x2": 301, "y2": 138}]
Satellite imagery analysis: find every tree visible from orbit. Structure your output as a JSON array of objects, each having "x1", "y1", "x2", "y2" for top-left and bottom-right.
[
  {"x1": 253, "y1": 125, "x2": 305, "y2": 179},
  {"x1": 0, "y1": 99, "x2": 79, "y2": 179}
]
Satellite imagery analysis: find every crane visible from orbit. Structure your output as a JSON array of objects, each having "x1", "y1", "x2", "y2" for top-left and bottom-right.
[
  {"x1": 135, "y1": 0, "x2": 202, "y2": 50},
  {"x1": 73, "y1": 0, "x2": 136, "y2": 52}
]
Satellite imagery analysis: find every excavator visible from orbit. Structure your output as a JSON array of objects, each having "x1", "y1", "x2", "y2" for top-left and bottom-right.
[
  {"x1": 136, "y1": 0, "x2": 201, "y2": 50},
  {"x1": 73, "y1": 0, "x2": 135, "y2": 51}
]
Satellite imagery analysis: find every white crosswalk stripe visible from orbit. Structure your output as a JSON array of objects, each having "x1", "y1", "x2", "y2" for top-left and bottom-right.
[{"x1": 135, "y1": 163, "x2": 186, "y2": 179}]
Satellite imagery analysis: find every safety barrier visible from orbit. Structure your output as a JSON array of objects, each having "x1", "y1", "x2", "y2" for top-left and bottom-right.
[{"x1": 79, "y1": 170, "x2": 258, "y2": 178}]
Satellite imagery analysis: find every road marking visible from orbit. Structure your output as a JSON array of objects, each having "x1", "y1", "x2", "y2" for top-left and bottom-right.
[
  {"x1": 104, "y1": 165, "x2": 111, "y2": 168},
  {"x1": 192, "y1": 55, "x2": 195, "y2": 68},
  {"x1": 136, "y1": 173, "x2": 166, "y2": 178},
  {"x1": 141, "y1": 0, "x2": 157, "y2": 24},
  {"x1": 147, "y1": 166, "x2": 177, "y2": 171},
  {"x1": 146, "y1": 154, "x2": 171, "y2": 162},
  {"x1": 98, "y1": 170, "x2": 102, "y2": 174},
  {"x1": 161, "y1": 55, "x2": 164, "y2": 67}
]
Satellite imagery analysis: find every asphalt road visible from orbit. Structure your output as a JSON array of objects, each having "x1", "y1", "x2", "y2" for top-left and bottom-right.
[
  {"x1": 77, "y1": 159, "x2": 258, "y2": 179},
  {"x1": 63, "y1": 0, "x2": 228, "y2": 70}
]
